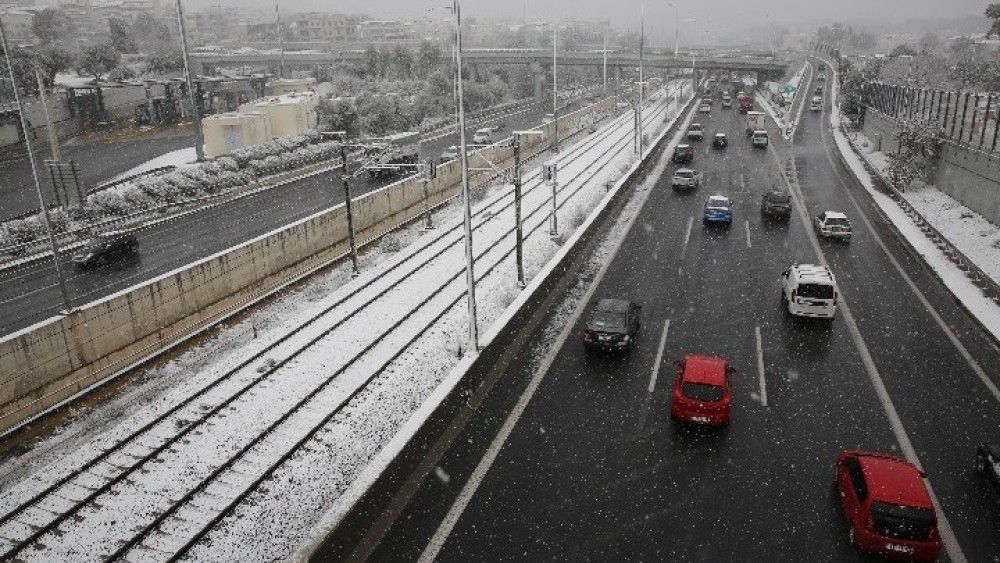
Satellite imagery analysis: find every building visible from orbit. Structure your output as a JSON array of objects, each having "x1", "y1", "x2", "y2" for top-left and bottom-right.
[
  {"x1": 202, "y1": 111, "x2": 271, "y2": 158},
  {"x1": 356, "y1": 20, "x2": 412, "y2": 43},
  {"x1": 1, "y1": 9, "x2": 35, "y2": 44},
  {"x1": 183, "y1": 7, "x2": 239, "y2": 46},
  {"x1": 289, "y1": 11, "x2": 353, "y2": 43},
  {"x1": 203, "y1": 91, "x2": 318, "y2": 158},
  {"x1": 266, "y1": 77, "x2": 315, "y2": 96}
]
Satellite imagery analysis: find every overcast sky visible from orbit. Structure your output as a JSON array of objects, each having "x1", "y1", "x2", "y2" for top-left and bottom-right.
[{"x1": 191, "y1": 0, "x2": 988, "y2": 27}]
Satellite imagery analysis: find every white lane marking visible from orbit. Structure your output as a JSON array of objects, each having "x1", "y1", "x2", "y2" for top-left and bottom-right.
[
  {"x1": 678, "y1": 216, "x2": 694, "y2": 274},
  {"x1": 755, "y1": 326, "x2": 767, "y2": 407},
  {"x1": 770, "y1": 142, "x2": 968, "y2": 563},
  {"x1": 744, "y1": 220, "x2": 752, "y2": 249},
  {"x1": 739, "y1": 173, "x2": 746, "y2": 192},
  {"x1": 419, "y1": 95, "x2": 698, "y2": 562},
  {"x1": 649, "y1": 319, "x2": 672, "y2": 393},
  {"x1": 815, "y1": 112, "x2": 1000, "y2": 405}
]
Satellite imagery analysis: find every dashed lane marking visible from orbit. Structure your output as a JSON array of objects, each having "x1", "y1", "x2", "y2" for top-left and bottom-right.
[
  {"x1": 755, "y1": 326, "x2": 767, "y2": 407},
  {"x1": 649, "y1": 319, "x2": 672, "y2": 393}
]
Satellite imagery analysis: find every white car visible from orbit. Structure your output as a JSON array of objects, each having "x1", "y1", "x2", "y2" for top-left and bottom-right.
[
  {"x1": 698, "y1": 103, "x2": 712, "y2": 114},
  {"x1": 671, "y1": 168, "x2": 702, "y2": 190},
  {"x1": 440, "y1": 145, "x2": 459, "y2": 162},
  {"x1": 781, "y1": 264, "x2": 838, "y2": 319},
  {"x1": 814, "y1": 211, "x2": 852, "y2": 240},
  {"x1": 687, "y1": 124, "x2": 705, "y2": 141},
  {"x1": 810, "y1": 96, "x2": 823, "y2": 111},
  {"x1": 751, "y1": 129, "x2": 769, "y2": 147},
  {"x1": 472, "y1": 127, "x2": 499, "y2": 145}
]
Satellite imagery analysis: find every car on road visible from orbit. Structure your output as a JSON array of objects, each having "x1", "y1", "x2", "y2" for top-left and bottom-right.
[
  {"x1": 814, "y1": 85, "x2": 824, "y2": 96},
  {"x1": 671, "y1": 168, "x2": 702, "y2": 191},
  {"x1": 814, "y1": 211, "x2": 852, "y2": 240},
  {"x1": 835, "y1": 450, "x2": 942, "y2": 562},
  {"x1": 440, "y1": 145, "x2": 459, "y2": 162},
  {"x1": 687, "y1": 123, "x2": 705, "y2": 141},
  {"x1": 810, "y1": 96, "x2": 824, "y2": 111},
  {"x1": 761, "y1": 190, "x2": 792, "y2": 220},
  {"x1": 670, "y1": 354, "x2": 733, "y2": 426},
  {"x1": 672, "y1": 144, "x2": 694, "y2": 164},
  {"x1": 703, "y1": 195, "x2": 733, "y2": 226},
  {"x1": 721, "y1": 98, "x2": 732, "y2": 109},
  {"x1": 72, "y1": 231, "x2": 139, "y2": 268},
  {"x1": 751, "y1": 129, "x2": 769, "y2": 147},
  {"x1": 582, "y1": 298, "x2": 641, "y2": 354},
  {"x1": 712, "y1": 133, "x2": 728, "y2": 149},
  {"x1": 781, "y1": 263, "x2": 838, "y2": 319},
  {"x1": 817, "y1": 73, "x2": 827, "y2": 82},
  {"x1": 975, "y1": 444, "x2": 1000, "y2": 493},
  {"x1": 472, "y1": 127, "x2": 500, "y2": 145},
  {"x1": 698, "y1": 102, "x2": 712, "y2": 114}
]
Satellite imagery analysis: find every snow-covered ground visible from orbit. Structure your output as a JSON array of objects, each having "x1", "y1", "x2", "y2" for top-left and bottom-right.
[
  {"x1": 757, "y1": 61, "x2": 808, "y2": 133},
  {"x1": 0, "y1": 80, "x2": 692, "y2": 561},
  {"x1": 825, "y1": 65, "x2": 1000, "y2": 341},
  {"x1": 102, "y1": 147, "x2": 199, "y2": 185}
]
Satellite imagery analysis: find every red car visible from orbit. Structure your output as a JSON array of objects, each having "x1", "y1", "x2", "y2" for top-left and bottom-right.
[
  {"x1": 835, "y1": 450, "x2": 942, "y2": 561},
  {"x1": 669, "y1": 354, "x2": 733, "y2": 426}
]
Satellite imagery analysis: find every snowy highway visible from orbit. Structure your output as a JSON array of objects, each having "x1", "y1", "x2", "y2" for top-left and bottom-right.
[
  {"x1": 363, "y1": 63, "x2": 1000, "y2": 561},
  {"x1": 0, "y1": 80, "x2": 691, "y2": 560}
]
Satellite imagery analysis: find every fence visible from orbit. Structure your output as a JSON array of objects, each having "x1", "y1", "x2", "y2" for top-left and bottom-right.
[{"x1": 862, "y1": 81, "x2": 1000, "y2": 155}]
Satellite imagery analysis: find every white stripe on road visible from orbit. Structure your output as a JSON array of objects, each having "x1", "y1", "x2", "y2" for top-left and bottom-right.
[
  {"x1": 678, "y1": 216, "x2": 694, "y2": 274},
  {"x1": 648, "y1": 319, "x2": 672, "y2": 393},
  {"x1": 419, "y1": 96, "x2": 697, "y2": 562},
  {"x1": 770, "y1": 142, "x2": 967, "y2": 563},
  {"x1": 744, "y1": 220, "x2": 752, "y2": 249},
  {"x1": 754, "y1": 326, "x2": 767, "y2": 407}
]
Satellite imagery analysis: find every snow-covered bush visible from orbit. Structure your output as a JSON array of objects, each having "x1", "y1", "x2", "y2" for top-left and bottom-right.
[
  {"x1": 5, "y1": 217, "x2": 45, "y2": 244},
  {"x1": 90, "y1": 190, "x2": 132, "y2": 216}
]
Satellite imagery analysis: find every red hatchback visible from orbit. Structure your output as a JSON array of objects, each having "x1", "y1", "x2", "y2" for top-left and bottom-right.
[
  {"x1": 670, "y1": 354, "x2": 733, "y2": 426},
  {"x1": 835, "y1": 450, "x2": 942, "y2": 561}
]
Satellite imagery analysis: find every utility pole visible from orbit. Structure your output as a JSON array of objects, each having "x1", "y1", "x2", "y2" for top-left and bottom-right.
[
  {"x1": 544, "y1": 162, "x2": 558, "y2": 236},
  {"x1": 638, "y1": 1, "x2": 645, "y2": 157},
  {"x1": 175, "y1": 0, "x2": 205, "y2": 161},
  {"x1": 672, "y1": 2, "x2": 680, "y2": 57},
  {"x1": 552, "y1": 23, "x2": 559, "y2": 153},
  {"x1": 454, "y1": 0, "x2": 479, "y2": 351},
  {"x1": 421, "y1": 159, "x2": 435, "y2": 230},
  {"x1": 602, "y1": 21, "x2": 608, "y2": 94},
  {"x1": 34, "y1": 67, "x2": 60, "y2": 162},
  {"x1": 0, "y1": 19, "x2": 73, "y2": 314},
  {"x1": 511, "y1": 130, "x2": 541, "y2": 288},
  {"x1": 340, "y1": 144, "x2": 359, "y2": 276},
  {"x1": 276, "y1": 3, "x2": 285, "y2": 79}
]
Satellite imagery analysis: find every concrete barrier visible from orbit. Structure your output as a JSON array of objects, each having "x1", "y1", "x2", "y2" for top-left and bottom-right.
[{"x1": 0, "y1": 97, "x2": 615, "y2": 435}]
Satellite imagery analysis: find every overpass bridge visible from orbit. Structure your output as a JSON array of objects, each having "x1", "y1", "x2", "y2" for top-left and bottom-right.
[{"x1": 190, "y1": 48, "x2": 789, "y2": 83}]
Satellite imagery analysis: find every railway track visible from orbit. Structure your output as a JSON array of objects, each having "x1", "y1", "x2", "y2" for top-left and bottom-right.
[{"x1": 0, "y1": 80, "x2": 689, "y2": 561}]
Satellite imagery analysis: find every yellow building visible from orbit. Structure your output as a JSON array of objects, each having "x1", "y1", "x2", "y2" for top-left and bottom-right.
[{"x1": 237, "y1": 92, "x2": 319, "y2": 139}]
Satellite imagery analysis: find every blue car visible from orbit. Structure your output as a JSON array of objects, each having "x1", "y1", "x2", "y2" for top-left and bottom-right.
[{"x1": 703, "y1": 195, "x2": 733, "y2": 225}]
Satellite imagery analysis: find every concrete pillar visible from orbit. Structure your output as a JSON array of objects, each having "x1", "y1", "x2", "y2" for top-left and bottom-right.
[{"x1": 531, "y1": 62, "x2": 545, "y2": 99}]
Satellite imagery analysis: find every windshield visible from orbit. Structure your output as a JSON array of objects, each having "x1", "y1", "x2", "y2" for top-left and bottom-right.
[
  {"x1": 690, "y1": 124, "x2": 702, "y2": 131},
  {"x1": 682, "y1": 383, "x2": 724, "y2": 402},
  {"x1": 825, "y1": 217, "x2": 850, "y2": 226},
  {"x1": 871, "y1": 502, "x2": 935, "y2": 541},
  {"x1": 591, "y1": 311, "x2": 626, "y2": 330},
  {"x1": 708, "y1": 198, "x2": 730, "y2": 208},
  {"x1": 797, "y1": 283, "x2": 834, "y2": 299},
  {"x1": 676, "y1": 171, "x2": 693, "y2": 178},
  {"x1": 768, "y1": 193, "x2": 791, "y2": 204}
]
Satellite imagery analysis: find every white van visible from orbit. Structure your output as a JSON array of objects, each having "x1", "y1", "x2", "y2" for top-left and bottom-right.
[
  {"x1": 751, "y1": 129, "x2": 769, "y2": 147},
  {"x1": 472, "y1": 127, "x2": 500, "y2": 145},
  {"x1": 810, "y1": 96, "x2": 823, "y2": 111},
  {"x1": 781, "y1": 264, "x2": 838, "y2": 319}
]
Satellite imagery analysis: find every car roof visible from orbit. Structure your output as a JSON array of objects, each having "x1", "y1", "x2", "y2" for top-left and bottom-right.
[
  {"x1": 676, "y1": 143, "x2": 691, "y2": 149},
  {"x1": 595, "y1": 298, "x2": 630, "y2": 313},
  {"x1": 675, "y1": 168, "x2": 695, "y2": 174},
  {"x1": 766, "y1": 189, "x2": 790, "y2": 197},
  {"x1": 790, "y1": 264, "x2": 836, "y2": 283},
  {"x1": 681, "y1": 354, "x2": 728, "y2": 386},
  {"x1": 855, "y1": 453, "x2": 934, "y2": 509},
  {"x1": 715, "y1": 132, "x2": 726, "y2": 137},
  {"x1": 823, "y1": 211, "x2": 848, "y2": 219},
  {"x1": 753, "y1": 129, "x2": 768, "y2": 134},
  {"x1": 708, "y1": 195, "x2": 731, "y2": 205},
  {"x1": 689, "y1": 123, "x2": 702, "y2": 128}
]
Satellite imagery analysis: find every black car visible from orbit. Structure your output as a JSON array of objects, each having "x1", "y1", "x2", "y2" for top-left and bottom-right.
[
  {"x1": 712, "y1": 133, "x2": 728, "y2": 149},
  {"x1": 72, "y1": 231, "x2": 139, "y2": 268},
  {"x1": 760, "y1": 190, "x2": 793, "y2": 220},
  {"x1": 975, "y1": 444, "x2": 1000, "y2": 493},
  {"x1": 583, "y1": 298, "x2": 641, "y2": 353},
  {"x1": 672, "y1": 144, "x2": 694, "y2": 164}
]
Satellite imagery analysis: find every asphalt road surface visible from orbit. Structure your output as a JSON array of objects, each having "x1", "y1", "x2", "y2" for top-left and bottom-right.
[
  {"x1": 0, "y1": 95, "x2": 589, "y2": 336},
  {"x1": 369, "y1": 65, "x2": 1000, "y2": 561},
  {"x1": 0, "y1": 132, "x2": 195, "y2": 221}
]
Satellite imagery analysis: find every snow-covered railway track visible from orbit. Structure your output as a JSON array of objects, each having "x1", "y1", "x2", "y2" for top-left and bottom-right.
[{"x1": 0, "y1": 81, "x2": 685, "y2": 561}]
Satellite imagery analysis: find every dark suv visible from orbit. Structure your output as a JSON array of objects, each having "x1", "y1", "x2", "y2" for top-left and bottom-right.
[
  {"x1": 72, "y1": 231, "x2": 139, "y2": 268},
  {"x1": 672, "y1": 144, "x2": 694, "y2": 164},
  {"x1": 582, "y1": 298, "x2": 641, "y2": 353},
  {"x1": 760, "y1": 190, "x2": 792, "y2": 220}
]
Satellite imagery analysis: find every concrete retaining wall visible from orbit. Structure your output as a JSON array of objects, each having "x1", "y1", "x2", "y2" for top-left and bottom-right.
[
  {"x1": 862, "y1": 110, "x2": 1000, "y2": 225},
  {"x1": 0, "y1": 97, "x2": 615, "y2": 435}
]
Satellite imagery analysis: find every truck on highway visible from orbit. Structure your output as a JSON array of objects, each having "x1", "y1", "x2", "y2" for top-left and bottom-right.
[
  {"x1": 738, "y1": 93, "x2": 754, "y2": 113},
  {"x1": 744, "y1": 111, "x2": 766, "y2": 136},
  {"x1": 364, "y1": 131, "x2": 420, "y2": 179}
]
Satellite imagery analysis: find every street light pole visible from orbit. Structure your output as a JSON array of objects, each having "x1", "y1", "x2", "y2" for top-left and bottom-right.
[
  {"x1": 603, "y1": 21, "x2": 608, "y2": 94},
  {"x1": 638, "y1": 1, "x2": 645, "y2": 157},
  {"x1": 275, "y1": 3, "x2": 285, "y2": 79},
  {"x1": 672, "y1": 2, "x2": 679, "y2": 57},
  {"x1": 552, "y1": 22, "x2": 559, "y2": 153},
  {"x1": 0, "y1": 18, "x2": 73, "y2": 314},
  {"x1": 453, "y1": 0, "x2": 479, "y2": 351},
  {"x1": 175, "y1": 0, "x2": 205, "y2": 161}
]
